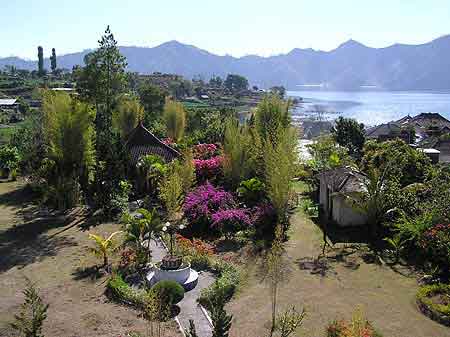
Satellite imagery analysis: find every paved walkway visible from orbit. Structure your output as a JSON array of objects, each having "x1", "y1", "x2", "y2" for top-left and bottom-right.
[{"x1": 149, "y1": 238, "x2": 215, "y2": 337}]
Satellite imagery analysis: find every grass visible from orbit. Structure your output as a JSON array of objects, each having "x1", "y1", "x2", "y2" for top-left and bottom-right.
[
  {"x1": 225, "y1": 183, "x2": 450, "y2": 337},
  {"x1": 0, "y1": 180, "x2": 180, "y2": 337}
]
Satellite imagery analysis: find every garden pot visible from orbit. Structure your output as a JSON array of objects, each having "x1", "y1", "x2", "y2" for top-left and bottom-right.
[{"x1": 161, "y1": 255, "x2": 183, "y2": 270}]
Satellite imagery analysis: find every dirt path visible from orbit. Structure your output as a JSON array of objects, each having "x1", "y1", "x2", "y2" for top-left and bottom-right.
[
  {"x1": 227, "y1": 208, "x2": 450, "y2": 337},
  {"x1": 0, "y1": 181, "x2": 178, "y2": 337}
]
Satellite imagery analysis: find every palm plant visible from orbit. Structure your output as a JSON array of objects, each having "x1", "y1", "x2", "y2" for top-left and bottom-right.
[{"x1": 88, "y1": 231, "x2": 122, "y2": 267}]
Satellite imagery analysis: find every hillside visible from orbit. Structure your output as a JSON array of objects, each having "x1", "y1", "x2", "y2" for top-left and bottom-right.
[{"x1": 2, "y1": 35, "x2": 450, "y2": 90}]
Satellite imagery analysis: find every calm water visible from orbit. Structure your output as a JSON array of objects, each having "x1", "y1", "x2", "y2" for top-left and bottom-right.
[{"x1": 288, "y1": 91, "x2": 450, "y2": 126}]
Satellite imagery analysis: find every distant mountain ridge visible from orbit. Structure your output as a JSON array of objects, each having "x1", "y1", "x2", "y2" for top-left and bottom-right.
[{"x1": 2, "y1": 35, "x2": 450, "y2": 91}]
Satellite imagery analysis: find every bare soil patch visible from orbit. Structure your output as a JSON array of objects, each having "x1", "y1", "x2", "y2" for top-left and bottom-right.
[{"x1": 0, "y1": 180, "x2": 179, "y2": 337}]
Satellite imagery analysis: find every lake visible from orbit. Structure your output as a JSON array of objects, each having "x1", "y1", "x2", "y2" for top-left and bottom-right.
[{"x1": 287, "y1": 91, "x2": 450, "y2": 126}]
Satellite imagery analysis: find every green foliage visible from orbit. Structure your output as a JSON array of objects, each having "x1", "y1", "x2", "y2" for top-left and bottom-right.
[
  {"x1": 42, "y1": 91, "x2": 95, "y2": 209},
  {"x1": 37, "y1": 46, "x2": 45, "y2": 76},
  {"x1": 394, "y1": 213, "x2": 433, "y2": 246},
  {"x1": 209, "y1": 289, "x2": 233, "y2": 337},
  {"x1": 176, "y1": 150, "x2": 196, "y2": 194},
  {"x1": 331, "y1": 117, "x2": 365, "y2": 158},
  {"x1": 107, "y1": 273, "x2": 150, "y2": 309},
  {"x1": 113, "y1": 95, "x2": 144, "y2": 139},
  {"x1": 137, "y1": 154, "x2": 168, "y2": 194},
  {"x1": 223, "y1": 118, "x2": 255, "y2": 188},
  {"x1": 325, "y1": 308, "x2": 383, "y2": 337},
  {"x1": 307, "y1": 135, "x2": 352, "y2": 172},
  {"x1": 109, "y1": 180, "x2": 132, "y2": 216},
  {"x1": 159, "y1": 164, "x2": 184, "y2": 220},
  {"x1": 199, "y1": 260, "x2": 240, "y2": 309},
  {"x1": 150, "y1": 280, "x2": 185, "y2": 306},
  {"x1": 255, "y1": 94, "x2": 291, "y2": 146},
  {"x1": 236, "y1": 177, "x2": 265, "y2": 206},
  {"x1": 0, "y1": 145, "x2": 20, "y2": 175},
  {"x1": 422, "y1": 166, "x2": 450, "y2": 223},
  {"x1": 50, "y1": 48, "x2": 57, "y2": 73},
  {"x1": 275, "y1": 306, "x2": 306, "y2": 337},
  {"x1": 361, "y1": 139, "x2": 431, "y2": 187},
  {"x1": 264, "y1": 128, "x2": 298, "y2": 230},
  {"x1": 138, "y1": 82, "x2": 167, "y2": 133},
  {"x1": 416, "y1": 284, "x2": 450, "y2": 317},
  {"x1": 163, "y1": 98, "x2": 186, "y2": 142},
  {"x1": 224, "y1": 74, "x2": 248, "y2": 93},
  {"x1": 10, "y1": 278, "x2": 49, "y2": 337}
]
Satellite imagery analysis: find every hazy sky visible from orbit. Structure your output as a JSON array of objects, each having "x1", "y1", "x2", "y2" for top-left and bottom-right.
[{"x1": 2, "y1": 0, "x2": 450, "y2": 59}]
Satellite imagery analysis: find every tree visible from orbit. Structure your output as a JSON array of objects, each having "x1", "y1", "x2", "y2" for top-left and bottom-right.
[
  {"x1": 209, "y1": 76, "x2": 223, "y2": 87},
  {"x1": 50, "y1": 48, "x2": 57, "y2": 74},
  {"x1": 10, "y1": 278, "x2": 49, "y2": 337},
  {"x1": 88, "y1": 231, "x2": 121, "y2": 267},
  {"x1": 138, "y1": 82, "x2": 166, "y2": 125},
  {"x1": 270, "y1": 86, "x2": 286, "y2": 99},
  {"x1": 224, "y1": 74, "x2": 248, "y2": 93},
  {"x1": 210, "y1": 291, "x2": 233, "y2": 337},
  {"x1": 113, "y1": 95, "x2": 144, "y2": 139},
  {"x1": 255, "y1": 94, "x2": 291, "y2": 147},
  {"x1": 37, "y1": 46, "x2": 44, "y2": 76},
  {"x1": 74, "y1": 25, "x2": 127, "y2": 156},
  {"x1": 307, "y1": 135, "x2": 352, "y2": 172},
  {"x1": 42, "y1": 91, "x2": 95, "y2": 209},
  {"x1": 159, "y1": 165, "x2": 184, "y2": 221},
  {"x1": 275, "y1": 306, "x2": 306, "y2": 337},
  {"x1": 0, "y1": 145, "x2": 20, "y2": 178},
  {"x1": 331, "y1": 117, "x2": 365, "y2": 158},
  {"x1": 265, "y1": 226, "x2": 289, "y2": 337},
  {"x1": 223, "y1": 118, "x2": 255, "y2": 188},
  {"x1": 163, "y1": 98, "x2": 186, "y2": 142}
]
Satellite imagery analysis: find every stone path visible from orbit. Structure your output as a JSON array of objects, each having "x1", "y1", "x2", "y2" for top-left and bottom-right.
[{"x1": 149, "y1": 238, "x2": 215, "y2": 337}]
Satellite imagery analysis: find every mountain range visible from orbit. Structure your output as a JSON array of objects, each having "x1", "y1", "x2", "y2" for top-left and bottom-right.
[{"x1": 2, "y1": 35, "x2": 450, "y2": 91}]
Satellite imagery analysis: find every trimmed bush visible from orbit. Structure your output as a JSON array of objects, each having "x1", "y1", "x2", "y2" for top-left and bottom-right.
[
  {"x1": 106, "y1": 273, "x2": 149, "y2": 309},
  {"x1": 325, "y1": 309, "x2": 383, "y2": 337},
  {"x1": 198, "y1": 260, "x2": 240, "y2": 309},
  {"x1": 151, "y1": 280, "x2": 185, "y2": 306},
  {"x1": 416, "y1": 283, "x2": 450, "y2": 326}
]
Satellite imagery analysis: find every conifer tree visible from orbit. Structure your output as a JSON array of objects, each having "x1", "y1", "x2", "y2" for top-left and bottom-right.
[
  {"x1": 37, "y1": 46, "x2": 44, "y2": 76},
  {"x1": 50, "y1": 48, "x2": 57, "y2": 73},
  {"x1": 210, "y1": 292, "x2": 233, "y2": 337}
]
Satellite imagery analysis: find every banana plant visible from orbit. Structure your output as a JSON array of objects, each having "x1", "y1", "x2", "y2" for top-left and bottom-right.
[{"x1": 88, "y1": 231, "x2": 122, "y2": 267}]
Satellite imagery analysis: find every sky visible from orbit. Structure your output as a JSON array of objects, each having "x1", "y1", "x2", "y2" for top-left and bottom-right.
[{"x1": 1, "y1": 0, "x2": 450, "y2": 59}]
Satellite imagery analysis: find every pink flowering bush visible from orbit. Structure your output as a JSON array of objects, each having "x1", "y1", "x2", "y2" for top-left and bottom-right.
[
  {"x1": 193, "y1": 155, "x2": 223, "y2": 181},
  {"x1": 420, "y1": 223, "x2": 450, "y2": 273},
  {"x1": 193, "y1": 143, "x2": 218, "y2": 160},
  {"x1": 212, "y1": 208, "x2": 252, "y2": 237},
  {"x1": 183, "y1": 182, "x2": 235, "y2": 235},
  {"x1": 251, "y1": 202, "x2": 277, "y2": 239}
]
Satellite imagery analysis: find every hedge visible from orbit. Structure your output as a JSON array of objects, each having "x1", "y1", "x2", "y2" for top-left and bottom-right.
[
  {"x1": 106, "y1": 273, "x2": 149, "y2": 309},
  {"x1": 416, "y1": 283, "x2": 450, "y2": 326}
]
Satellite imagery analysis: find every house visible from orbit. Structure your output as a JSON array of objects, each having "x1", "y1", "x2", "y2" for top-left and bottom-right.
[
  {"x1": 365, "y1": 122, "x2": 407, "y2": 142},
  {"x1": 125, "y1": 122, "x2": 181, "y2": 166},
  {"x1": 318, "y1": 167, "x2": 368, "y2": 227},
  {"x1": 0, "y1": 98, "x2": 19, "y2": 110},
  {"x1": 417, "y1": 148, "x2": 440, "y2": 164}
]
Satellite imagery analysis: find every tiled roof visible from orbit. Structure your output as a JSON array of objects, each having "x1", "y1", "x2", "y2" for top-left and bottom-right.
[
  {"x1": 318, "y1": 166, "x2": 367, "y2": 194},
  {"x1": 125, "y1": 123, "x2": 180, "y2": 164}
]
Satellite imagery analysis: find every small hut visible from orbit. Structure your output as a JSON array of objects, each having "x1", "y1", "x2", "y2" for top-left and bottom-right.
[{"x1": 125, "y1": 122, "x2": 180, "y2": 166}]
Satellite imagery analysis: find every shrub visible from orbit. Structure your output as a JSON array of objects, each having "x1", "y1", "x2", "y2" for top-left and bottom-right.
[
  {"x1": 176, "y1": 235, "x2": 214, "y2": 270},
  {"x1": 109, "y1": 180, "x2": 132, "y2": 217},
  {"x1": 420, "y1": 224, "x2": 450, "y2": 275},
  {"x1": 251, "y1": 202, "x2": 277, "y2": 239},
  {"x1": 199, "y1": 260, "x2": 240, "y2": 309},
  {"x1": 325, "y1": 309, "x2": 383, "y2": 337},
  {"x1": 107, "y1": 273, "x2": 149, "y2": 309},
  {"x1": 211, "y1": 208, "x2": 252, "y2": 237},
  {"x1": 150, "y1": 280, "x2": 185, "y2": 306},
  {"x1": 193, "y1": 155, "x2": 223, "y2": 181},
  {"x1": 236, "y1": 177, "x2": 265, "y2": 206},
  {"x1": 416, "y1": 283, "x2": 450, "y2": 325},
  {"x1": 183, "y1": 182, "x2": 235, "y2": 234},
  {"x1": 0, "y1": 145, "x2": 20, "y2": 178},
  {"x1": 193, "y1": 143, "x2": 219, "y2": 159}
]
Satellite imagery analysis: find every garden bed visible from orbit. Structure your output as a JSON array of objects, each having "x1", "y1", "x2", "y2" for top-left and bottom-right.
[{"x1": 416, "y1": 284, "x2": 450, "y2": 327}]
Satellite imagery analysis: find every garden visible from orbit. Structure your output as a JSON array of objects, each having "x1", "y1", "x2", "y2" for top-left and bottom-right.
[{"x1": 1, "y1": 26, "x2": 450, "y2": 337}]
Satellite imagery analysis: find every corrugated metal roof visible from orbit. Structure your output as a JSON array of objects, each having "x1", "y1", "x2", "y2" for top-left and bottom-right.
[{"x1": 0, "y1": 99, "x2": 17, "y2": 106}]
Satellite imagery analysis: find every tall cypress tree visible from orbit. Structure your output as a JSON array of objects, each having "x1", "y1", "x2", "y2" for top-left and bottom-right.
[
  {"x1": 37, "y1": 46, "x2": 44, "y2": 76},
  {"x1": 50, "y1": 48, "x2": 57, "y2": 73}
]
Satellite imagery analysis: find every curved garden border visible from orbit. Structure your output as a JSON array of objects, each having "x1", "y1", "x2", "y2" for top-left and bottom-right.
[{"x1": 416, "y1": 284, "x2": 450, "y2": 327}]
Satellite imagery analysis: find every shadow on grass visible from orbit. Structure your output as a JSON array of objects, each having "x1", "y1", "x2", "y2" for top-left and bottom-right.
[
  {"x1": 0, "y1": 184, "x2": 36, "y2": 208},
  {"x1": 72, "y1": 265, "x2": 104, "y2": 282}
]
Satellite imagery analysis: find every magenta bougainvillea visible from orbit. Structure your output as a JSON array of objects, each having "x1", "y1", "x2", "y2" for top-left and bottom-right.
[
  {"x1": 193, "y1": 143, "x2": 218, "y2": 160},
  {"x1": 183, "y1": 182, "x2": 235, "y2": 225},
  {"x1": 193, "y1": 155, "x2": 223, "y2": 180},
  {"x1": 212, "y1": 208, "x2": 252, "y2": 235}
]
